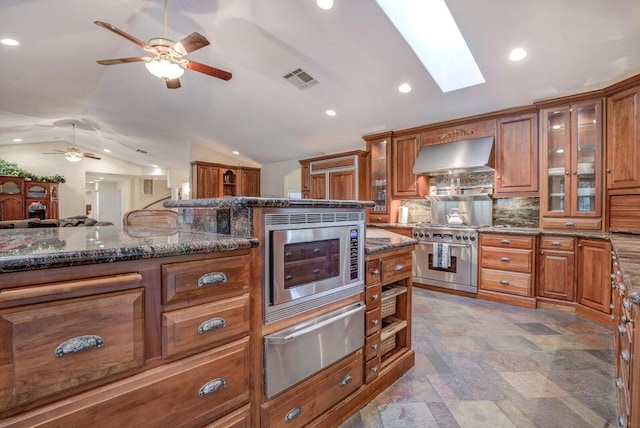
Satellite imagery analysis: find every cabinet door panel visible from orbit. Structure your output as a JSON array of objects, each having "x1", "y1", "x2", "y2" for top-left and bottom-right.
[
  {"x1": 538, "y1": 251, "x2": 575, "y2": 301},
  {"x1": 310, "y1": 174, "x2": 326, "y2": 199},
  {"x1": 495, "y1": 113, "x2": 538, "y2": 194},
  {"x1": 607, "y1": 86, "x2": 640, "y2": 189},
  {"x1": 392, "y1": 134, "x2": 421, "y2": 198},
  {"x1": 0, "y1": 195, "x2": 24, "y2": 221},
  {"x1": 328, "y1": 170, "x2": 356, "y2": 200},
  {"x1": 577, "y1": 239, "x2": 611, "y2": 313}
]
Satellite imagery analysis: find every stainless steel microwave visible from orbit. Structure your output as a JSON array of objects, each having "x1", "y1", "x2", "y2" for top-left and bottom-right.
[{"x1": 263, "y1": 211, "x2": 365, "y2": 324}]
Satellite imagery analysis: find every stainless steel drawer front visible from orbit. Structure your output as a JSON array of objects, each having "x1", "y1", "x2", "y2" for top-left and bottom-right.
[{"x1": 263, "y1": 302, "x2": 365, "y2": 398}]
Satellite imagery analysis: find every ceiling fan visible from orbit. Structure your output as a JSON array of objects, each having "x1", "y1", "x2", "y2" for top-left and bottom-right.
[
  {"x1": 42, "y1": 124, "x2": 101, "y2": 162},
  {"x1": 94, "y1": 0, "x2": 232, "y2": 89}
]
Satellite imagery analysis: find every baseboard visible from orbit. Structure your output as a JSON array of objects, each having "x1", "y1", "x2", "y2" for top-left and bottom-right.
[{"x1": 477, "y1": 289, "x2": 537, "y2": 308}]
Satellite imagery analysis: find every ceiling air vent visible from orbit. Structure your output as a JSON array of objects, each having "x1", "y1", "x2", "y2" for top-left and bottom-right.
[
  {"x1": 135, "y1": 148, "x2": 148, "y2": 154},
  {"x1": 283, "y1": 68, "x2": 318, "y2": 90}
]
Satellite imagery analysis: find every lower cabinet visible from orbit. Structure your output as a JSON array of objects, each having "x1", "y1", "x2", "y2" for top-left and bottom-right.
[
  {"x1": 538, "y1": 236, "x2": 575, "y2": 301},
  {"x1": 577, "y1": 239, "x2": 612, "y2": 317}
]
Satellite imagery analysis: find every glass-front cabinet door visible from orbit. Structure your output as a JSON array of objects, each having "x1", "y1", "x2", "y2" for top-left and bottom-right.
[
  {"x1": 544, "y1": 107, "x2": 571, "y2": 215},
  {"x1": 541, "y1": 99, "x2": 602, "y2": 222},
  {"x1": 365, "y1": 132, "x2": 392, "y2": 223}
]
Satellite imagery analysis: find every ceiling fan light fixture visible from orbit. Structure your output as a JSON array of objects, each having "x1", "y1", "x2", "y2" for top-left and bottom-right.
[
  {"x1": 145, "y1": 59, "x2": 184, "y2": 80},
  {"x1": 65, "y1": 152, "x2": 82, "y2": 162}
]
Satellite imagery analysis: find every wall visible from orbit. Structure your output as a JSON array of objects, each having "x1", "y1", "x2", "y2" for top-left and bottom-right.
[{"x1": 260, "y1": 159, "x2": 302, "y2": 197}]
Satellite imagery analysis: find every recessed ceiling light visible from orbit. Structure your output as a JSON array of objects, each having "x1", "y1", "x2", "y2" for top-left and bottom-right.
[
  {"x1": 1, "y1": 38, "x2": 19, "y2": 46},
  {"x1": 98, "y1": 177, "x2": 104, "y2": 180},
  {"x1": 376, "y1": 0, "x2": 484, "y2": 93},
  {"x1": 317, "y1": 0, "x2": 334, "y2": 10},
  {"x1": 398, "y1": 83, "x2": 412, "y2": 93},
  {"x1": 103, "y1": 148, "x2": 111, "y2": 153},
  {"x1": 509, "y1": 48, "x2": 527, "y2": 62},
  {"x1": 12, "y1": 138, "x2": 22, "y2": 142},
  {"x1": 232, "y1": 150, "x2": 240, "y2": 155},
  {"x1": 326, "y1": 109, "x2": 336, "y2": 117}
]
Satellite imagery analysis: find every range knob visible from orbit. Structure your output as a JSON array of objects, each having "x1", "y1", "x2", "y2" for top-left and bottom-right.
[
  {"x1": 469, "y1": 236, "x2": 476, "y2": 241},
  {"x1": 418, "y1": 232, "x2": 425, "y2": 238},
  {"x1": 424, "y1": 232, "x2": 430, "y2": 238},
  {"x1": 413, "y1": 232, "x2": 419, "y2": 238},
  {"x1": 456, "y1": 235, "x2": 462, "y2": 240},
  {"x1": 462, "y1": 235, "x2": 469, "y2": 240}
]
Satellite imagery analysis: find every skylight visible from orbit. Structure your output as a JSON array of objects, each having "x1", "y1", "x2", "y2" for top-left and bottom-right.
[{"x1": 375, "y1": 0, "x2": 485, "y2": 93}]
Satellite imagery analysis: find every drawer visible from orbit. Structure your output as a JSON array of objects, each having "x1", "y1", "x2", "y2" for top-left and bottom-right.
[
  {"x1": 368, "y1": 213, "x2": 390, "y2": 224},
  {"x1": 261, "y1": 350, "x2": 363, "y2": 428},
  {"x1": 365, "y1": 355, "x2": 380, "y2": 384},
  {"x1": 203, "y1": 404, "x2": 251, "y2": 428},
  {"x1": 365, "y1": 284, "x2": 381, "y2": 310},
  {"x1": 365, "y1": 306, "x2": 381, "y2": 336},
  {"x1": 365, "y1": 331, "x2": 381, "y2": 361},
  {"x1": 381, "y1": 252, "x2": 412, "y2": 283},
  {"x1": 162, "y1": 255, "x2": 250, "y2": 304},
  {"x1": 540, "y1": 236, "x2": 575, "y2": 251},
  {"x1": 366, "y1": 259, "x2": 381, "y2": 285},
  {"x1": 162, "y1": 294, "x2": 250, "y2": 359},
  {"x1": 481, "y1": 248, "x2": 533, "y2": 273},
  {"x1": 0, "y1": 289, "x2": 144, "y2": 413},
  {"x1": 2, "y1": 338, "x2": 250, "y2": 428},
  {"x1": 480, "y1": 234, "x2": 534, "y2": 249},
  {"x1": 479, "y1": 268, "x2": 532, "y2": 296},
  {"x1": 540, "y1": 217, "x2": 602, "y2": 230}
]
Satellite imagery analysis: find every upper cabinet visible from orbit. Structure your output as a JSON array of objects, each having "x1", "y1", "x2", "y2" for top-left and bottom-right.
[
  {"x1": 606, "y1": 85, "x2": 640, "y2": 190},
  {"x1": 191, "y1": 162, "x2": 261, "y2": 198},
  {"x1": 495, "y1": 112, "x2": 539, "y2": 195},
  {"x1": 540, "y1": 98, "x2": 604, "y2": 230},
  {"x1": 391, "y1": 133, "x2": 423, "y2": 198},
  {"x1": 364, "y1": 133, "x2": 392, "y2": 223},
  {"x1": 299, "y1": 150, "x2": 369, "y2": 201}
]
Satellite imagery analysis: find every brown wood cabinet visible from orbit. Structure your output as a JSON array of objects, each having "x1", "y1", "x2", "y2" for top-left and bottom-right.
[
  {"x1": 611, "y1": 251, "x2": 640, "y2": 428},
  {"x1": 299, "y1": 150, "x2": 368, "y2": 200},
  {"x1": 0, "y1": 177, "x2": 59, "y2": 221},
  {"x1": 191, "y1": 162, "x2": 261, "y2": 198},
  {"x1": 538, "y1": 236, "x2": 576, "y2": 301},
  {"x1": 539, "y1": 99, "x2": 604, "y2": 230},
  {"x1": 0, "y1": 249, "x2": 255, "y2": 426},
  {"x1": 391, "y1": 133, "x2": 422, "y2": 198},
  {"x1": 576, "y1": 239, "x2": 612, "y2": 322},
  {"x1": 495, "y1": 112, "x2": 539, "y2": 195},
  {"x1": 607, "y1": 85, "x2": 640, "y2": 190},
  {"x1": 364, "y1": 132, "x2": 393, "y2": 224},
  {"x1": 0, "y1": 177, "x2": 24, "y2": 221},
  {"x1": 478, "y1": 233, "x2": 536, "y2": 308}
]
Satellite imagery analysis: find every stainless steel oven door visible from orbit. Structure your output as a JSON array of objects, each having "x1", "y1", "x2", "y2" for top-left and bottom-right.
[
  {"x1": 263, "y1": 302, "x2": 364, "y2": 398},
  {"x1": 270, "y1": 226, "x2": 359, "y2": 306},
  {"x1": 413, "y1": 242, "x2": 476, "y2": 293}
]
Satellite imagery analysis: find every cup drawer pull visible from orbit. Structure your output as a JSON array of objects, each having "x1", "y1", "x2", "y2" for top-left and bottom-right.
[
  {"x1": 551, "y1": 241, "x2": 562, "y2": 246},
  {"x1": 285, "y1": 406, "x2": 303, "y2": 423},
  {"x1": 198, "y1": 378, "x2": 227, "y2": 397},
  {"x1": 197, "y1": 272, "x2": 228, "y2": 287},
  {"x1": 499, "y1": 280, "x2": 510, "y2": 285},
  {"x1": 55, "y1": 334, "x2": 104, "y2": 358},
  {"x1": 500, "y1": 257, "x2": 510, "y2": 262},
  {"x1": 395, "y1": 263, "x2": 405, "y2": 272},
  {"x1": 197, "y1": 317, "x2": 227, "y2": 334},
  {"x1": 500, "y1": 239, "x2": 510, "y2": 244}
]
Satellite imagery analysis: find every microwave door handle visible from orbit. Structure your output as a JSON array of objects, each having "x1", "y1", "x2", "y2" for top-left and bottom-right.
[{"x1": 264, "y1": 304, "x2": 365, "y2": 345}]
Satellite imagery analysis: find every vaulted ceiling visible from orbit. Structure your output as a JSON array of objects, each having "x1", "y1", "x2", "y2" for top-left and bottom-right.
[{"x1": 1, "y1": 0, "x2": 639, "y2": 171}]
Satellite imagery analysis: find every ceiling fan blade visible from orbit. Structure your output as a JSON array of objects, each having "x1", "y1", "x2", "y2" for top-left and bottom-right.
[
  {"x1": 186, "y1": 60, "x2": 232, "y2": 81},
  {"x1": 171, "y1": 32, "x2": 210, "y2": 56},
  {"x1": 97, "y1": 56, "x2": 150, "y2": 66},
  {"x1": 166, "y1": 78, "x2": 181, "y2": 89},
  {"x1": 94, "y1": 21, "x2": 152, "y2": 50},
  {"x1": 83, "y1": 153, "x2": 102, "y2": 160}
]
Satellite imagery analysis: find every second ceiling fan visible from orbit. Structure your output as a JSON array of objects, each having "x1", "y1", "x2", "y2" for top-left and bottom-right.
[{"x1": 95, "y1": 0, "x2": 232, "y2": 89}]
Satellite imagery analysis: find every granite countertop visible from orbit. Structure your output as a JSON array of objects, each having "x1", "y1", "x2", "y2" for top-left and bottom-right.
[
  {"x1": 365, "y1": 227, "x2": 418, "y2": 255},
  {"x1": 479, "y1": 226, "x2": 610, "y2": 239},
  {"x1": 0, "y1": 226, "x2": 259, "y2": 274},
  {"x1": 165, "y1": 196, "x2": 375, "y2": 209},
  {"x1": 368, "y1": 223, "x2": 416, "y2": 229}
]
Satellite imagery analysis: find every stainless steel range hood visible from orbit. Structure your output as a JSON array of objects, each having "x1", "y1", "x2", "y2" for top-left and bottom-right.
[{"x1": 412, "y1": 136, "x2": 495, "y2": 176}]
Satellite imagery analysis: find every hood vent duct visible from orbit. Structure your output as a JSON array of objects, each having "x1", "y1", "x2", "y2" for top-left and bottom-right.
[{"x1": 412, "y1": 136, "x2": 495, "y2": 176}]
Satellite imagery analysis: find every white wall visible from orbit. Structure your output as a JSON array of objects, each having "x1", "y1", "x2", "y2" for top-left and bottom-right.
[
  {"x1": 97, "y1": 181, "x2": 117, "y2": 224},
  {"x1": 260, "y1": 159, "x2": 302, "y2": 197}
]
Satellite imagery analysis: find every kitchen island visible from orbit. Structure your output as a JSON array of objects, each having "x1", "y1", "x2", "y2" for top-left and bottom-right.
[{"x1": 0, "y1": 198, "x2": 418, "y2": 428}]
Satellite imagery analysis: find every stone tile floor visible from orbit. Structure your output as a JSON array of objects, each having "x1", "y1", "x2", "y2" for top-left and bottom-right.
[{"x1": 341, "y1": 288, "x2": 617, "y2": 428}]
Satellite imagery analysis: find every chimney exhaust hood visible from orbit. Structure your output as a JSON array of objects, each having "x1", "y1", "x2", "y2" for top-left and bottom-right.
[{"x1": 412, "y1": 136, "x2": 495, "y2": 176}]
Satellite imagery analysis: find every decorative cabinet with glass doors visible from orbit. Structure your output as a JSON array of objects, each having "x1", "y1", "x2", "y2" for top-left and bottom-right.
[
  {"x1": 364, "y1": 132, "x2": 393, "y2": 223},
  {"x1": 540, "y1": 99, "x2": 603, "y2": 230}
]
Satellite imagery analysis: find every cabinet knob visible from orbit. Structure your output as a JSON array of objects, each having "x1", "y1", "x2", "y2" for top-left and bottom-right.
[
  {"x1": 372, "y1": 269, "x2": 380, "y2": 276},
  {"x1": 621, "y1": 349, "x2": 630, "y2": 363},
  {"x1": 372, "y1": 319, "x2": 379, "y2": 326},
  {"x1": 372, "y1": 343, "x2": 379, "y2": 350},
  {"x1": 371, "y1": 366, "x2": 379, "y2": 374},
  {"x1": 615, "y1": 378, "x2": 624, "y2": 390},
  {"x1": 606, "y1": 168, "x2": 611, "y2": 173}
]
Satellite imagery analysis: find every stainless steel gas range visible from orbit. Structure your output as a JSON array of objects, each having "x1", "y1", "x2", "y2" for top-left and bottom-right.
[{"x1": 412, "y1": 223, "x2": 479, "y2": 294}]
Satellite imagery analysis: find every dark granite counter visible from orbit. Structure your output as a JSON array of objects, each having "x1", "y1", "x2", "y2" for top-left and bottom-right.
[
  {"x1": 165, "y1": 197, "x2": 375, "y2": 209},
  {"x1": 365, "y1": 227, "x2": 418, "y2": 255},
  {"x1": 0, "y1": 226, "x2": 258, "y2": 273},
  {"x1": 479, "y1": 226, "x2": 609, "y2": 239},
  {"x1": 368, "y1": 223, "x2": 416, "y2": 229}
]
